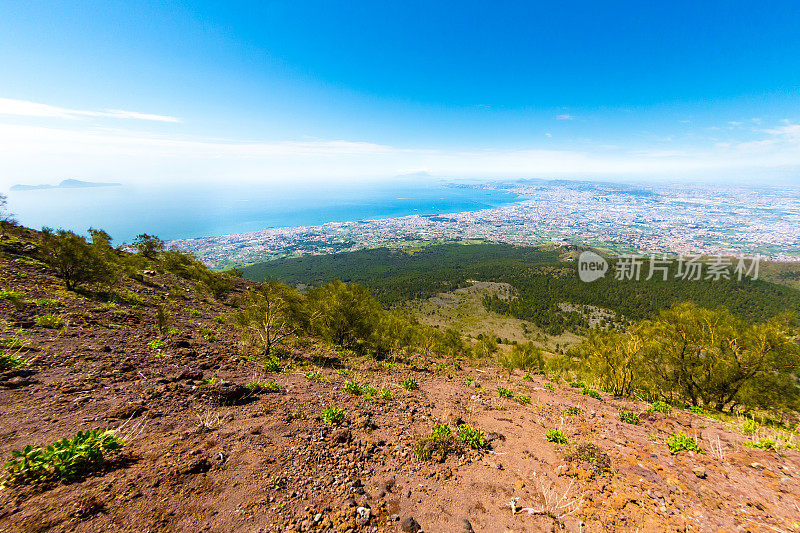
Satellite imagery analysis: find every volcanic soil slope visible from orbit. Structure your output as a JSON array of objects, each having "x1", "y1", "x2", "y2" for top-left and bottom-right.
[{"x1": 1, "y1": 234, "x2": 799, "y2": 532}]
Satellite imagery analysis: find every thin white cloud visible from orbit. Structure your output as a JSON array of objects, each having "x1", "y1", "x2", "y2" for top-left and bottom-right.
[
  {"x1": 0, "y1": 97, "x2": 180, "y2": 123},
  {"x1": 556, "y1": 114, "x2": 574, "y2": 120}
]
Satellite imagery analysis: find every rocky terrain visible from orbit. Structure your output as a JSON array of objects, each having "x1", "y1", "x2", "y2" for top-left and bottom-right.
[{"x1": 1, "y1": 234, "x2": 799, "y2": 532}]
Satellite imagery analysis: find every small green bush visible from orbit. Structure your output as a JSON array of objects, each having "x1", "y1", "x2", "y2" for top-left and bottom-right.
[
  {"x1": 546, "y1": 429, "x2": 568, "y2": 445},
  {"x1": 35, "y1": 299, "x2": 62, "y2": 307},
  {"x1": 379, "y1": 387, "x2": 393, "y2": 401},
  {"x1": 247, "y1": 380, "x2": 280, "y2": 393},
  {"x1": 35, "y1": 314, "x2": 64, "y2": 329},
  {"x1": 619, "y1": 410, "x2": 640, "y2": 425},
  {"x1": 321, "y1": 407, "x2": 346, "y2": 426},
  {"x1": 342, "y1": 380, "x2": 362, "y2": 395},
  {"x1": 742, "y1": 419, "x2": 759, "y2": 434},
  {"x1": 515, "y1": 393, "x2": 531, "y2": 405},
  {"x1": 569, "y1": 381, "x2": 586, "y2": 388},
  {"x1": 649, "y1": 401, "x2": 672, "y2": 414},
  {"x1": 687, "y1": 405, "x2": 705, "y2": 414},
  {"x1": 522, "y1": 373, "x2": 534, "y2": 382},
  {"x1": 148, "y1": 339, "x2": 164, "y2": 350},
  {"x1": 337, "y1": 368, "x2": 354, "y2": 378},
  {"x1": 0, "y1": 350, "x2": 27, "y2": 371},
  {"x1": 744, "y1": 438, "x2": 777, "y2": 450},
  {"x1": 362, "y1": 386, "x2": 378, "y2": 401},
  {"x1": 414, "y1": 423, "x2": 459, "y2": 461},
  {"x1": 400, "y1": 377, "x2": 419, "y2": 391},
  {"x1": 2, "y1": 430, "x2": 123, "y2": 486},
  {"x1": 305, "y1": 370, "x2": 326, "y2": 382},
  {"x1": 582, "y1": 387, "x2": 602, "y2": 400},
  {"x1": 544, "y1": 382, "x2": 554, "y2": 391},
  {"x1": 263, "y1": 357, "x2": 282, "y2": 373},
  {"x1": 565, "y1": 406, "x2": 581, "y2": 416},
  {"x1": 201, "y1": 328, "x2": 215, "y2": 342},
  {"x1": 666, "y1": 431, "x2": 700, "y2": 454},
  {"x1": 497, "y1": 386, "x2": 514, "y2": 399},
  {"x1": 0, "y1": 291, "x2": 25, "y2": 306},
  {"x1": 456, "y1": 425, "x2": 487, "y2": 449}
]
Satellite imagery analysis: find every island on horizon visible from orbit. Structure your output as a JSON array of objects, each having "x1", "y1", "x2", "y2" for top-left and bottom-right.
[{"x1": 10, "y1": 179, "x2": 121, "y2": 191}]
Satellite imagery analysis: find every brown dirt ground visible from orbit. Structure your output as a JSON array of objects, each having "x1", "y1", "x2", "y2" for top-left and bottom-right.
[{"x1": 1, "y1": 237, "x2": 799, "y2": 533}]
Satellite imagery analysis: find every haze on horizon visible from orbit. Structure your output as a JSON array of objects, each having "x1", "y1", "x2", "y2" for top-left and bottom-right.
[{"x1": 2, "y1": 1, "x2": 800, "y2": 189}]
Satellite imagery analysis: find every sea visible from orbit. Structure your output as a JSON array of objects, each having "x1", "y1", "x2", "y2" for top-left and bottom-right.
[{"x1": 6, "y1": 180, "x2": 523, "y2": 244}]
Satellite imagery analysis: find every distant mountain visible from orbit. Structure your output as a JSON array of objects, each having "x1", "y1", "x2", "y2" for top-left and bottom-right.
[{"x1": 10, "y1": 179, "x2": 121, "y2": 191}]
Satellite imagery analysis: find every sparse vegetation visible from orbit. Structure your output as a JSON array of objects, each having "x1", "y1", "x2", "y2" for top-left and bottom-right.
[
  {"x1": 305, "y1": 370, "x2": 326, "y2": 382},
  {"x1": 35, "y1": 314, "x2": 64, "y2": 329},
  {"x1": 321, "y1": 406, "x2": 346, "y2": 426},
  {"x1": 342, "y1": 380, "x2": 362, "y2": 395},
  {"x1": 148, "y1": 339, "x2": 164, "y2": 350},
  {"x1": 619, "y1": 410, "x2": 640, "y2": 424},
  {"x1": 247, "y1": 380, "x2": 280, "y2": 393},
  {"x1": 497, "y1": 342, "x2": 544, "y2": 374},
  {"x1": 414, "y1": 423, "x2": 459, "y2": 461},
  {"x1": 2, "y1": 430, "x2": 123, "y2": 486},
  {"x1": 565, "y1": 406, "x2": 581, "y2": 416},
  {"x1": 400, "y1": 377, "x2": 419, "y2": 391},
  {"x1": 565, "y1": 442, "x2": 611, "y2": 476},
  {"x1": 546, "y1": 429, "x2": 568, "y2": 444},
  {"x1": 515, "y1": 393, "x2": 531, "y2": 405},
  {"x1": 497, "y1": 386, "x2": 514, "y2": 399},
  {"x1": 263, "y1": 356, "x2": 282, "y2": 373},
  {"x1": 202, "y1": 328, "x2": 215, "y2": 342},
  {"x1": 649, "y1": 401, "x2": 672, "y2": 414},
  {"x1": 379, "y1": 387, "x2": 393, "y2": 401},
  {"x1": 456, "y1": 425, "x2": 488, "y2": 449},
  {"x1": 666, "y1": 431, "x2": 701, "y2": 454}
]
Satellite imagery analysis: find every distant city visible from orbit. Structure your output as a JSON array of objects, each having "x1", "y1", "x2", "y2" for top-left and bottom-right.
[{"x1": 169, "y1": 179, "x2": 800, "y2": 269}]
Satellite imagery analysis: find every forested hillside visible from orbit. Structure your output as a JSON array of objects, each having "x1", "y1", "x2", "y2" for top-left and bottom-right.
[{"x1": 243, "y1": 244, "x2": 800, "y2": 331}]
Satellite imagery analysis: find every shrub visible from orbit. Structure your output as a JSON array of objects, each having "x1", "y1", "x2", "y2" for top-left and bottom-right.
[
  {"x1": 305, "y1": 370, "x2": 326, "y2": 382},
  {"x1": 232, "y1": 282, "x2": 306, "y2": 356},
  {"x1": 619, "y1": 410, "x2": 640, "y2": 424},
  {"x1": 35, "y1": 315, "x2": 64, "y2": 329},
  {"x1": 456, "y1": 425, "x2": 487, "y2": 449},
  {"x1": 2, "y1": 430, "x2": 123, "y2": 486},
  {"x1": 362, "y1": 386, "x2": 378, "y2": 400},
  {"x1": 582, "y1": 387, "x2": 602, "y2": 400},
  {"x1": 515, "y1": 393, "x2": 531, "y2": 405},
  {"x1": 379, "y1": 387, "x2": 393, "y2": 401},
  {"x1": 497, "y1": 386, "x2": 514, "y2": 399},
  {"x1": 202, "y1": 328, "x2": 215, "y2": 342},
  {"x1": 321, "y1": 407, "x2": 347, "y2": 425},
  {"x1": 565, "y1": 406, "x2": 581, "y2": 416},
  {"x1": 39, "y1": 229, "x2": 119, "y2": 291},
  {"x1": 263, "y1": 357, "x2": 282, "y2": 373},
  {"x1": 565, "y1": 442, "x2": 611, "y2": 475},
  {"x1": 569, "y1": 381, "x2": 586, "y2": 388},
  {"x1": 522, "y1": 374, "x2": 534, "y2": 382},
  {"x1": 414, "y1": 423, "x2": 459, "y2": 462},
  {"x1": 247, "y1": 380, "x2": 280, "y2": 393},
  {"x1": 307, "y1": 280, "x2": 382, "y2": 353},
  {"x1": 546, "y1": 429, "x2": 568, "y2": 445},
  {"x1": 649, "y1": 401, "x2": 672, "y2": 414},
  {"x1": 666, "y1": 431, "x2": 701, "y2": 454},
  {"x1": 400, "y1": 377, "x2": 419, "y2": 391},
  {"x1": 744, "y1": 438, "x2": 777, "y2": 450},
  {"x1": 35, "y1": 298, "x2": 62, "y2": 307},
  {"x1": 0, "y1": 291, "x2": 24, "y2": 307},
  {"x1": 0, "y1": 350, "x2": 26, "y2": 371},
  {"x1": 742, "y1": 419, "x2": 759, "y2": 434},
  {"x1": 148, "y1": 339, "x2": 164, "y2": 350},
  {"x1": 687, "y1": 406, "x2": 705, "y2": 414},
  {"x1": 497, "y1": 342, "x2": 544, "y2": 374},
  {"x1": 342, "y1": 380, "x2": 362, "y2": 395},
  {"x1": 337, "y1": 368, "x2": 354, "y2": 378},
  {"x1": 544, "y1": 382, "x2": 554, "y2": 391}
]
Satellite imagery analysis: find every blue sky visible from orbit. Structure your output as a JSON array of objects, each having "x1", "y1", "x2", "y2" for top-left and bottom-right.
[{"x1": 1, "y1": 0, "x2": 800, "y2": 186}]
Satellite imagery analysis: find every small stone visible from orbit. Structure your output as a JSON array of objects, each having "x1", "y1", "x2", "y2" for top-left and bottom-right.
[
  {"x1": 401, "y1": 516, "x2": 422, "y2": 532},
  {"x1": 461, "y1": 518, "x2": 475, "y2": 532},
  {"x1": 692, "y1": 466, "x2": 706, "y2": 479}
]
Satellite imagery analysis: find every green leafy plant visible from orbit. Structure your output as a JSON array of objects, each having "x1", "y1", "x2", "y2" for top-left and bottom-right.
[
  {"x1": 744, "y1": 438, "x2": 777, "y2": 450},
  {"x1": 268, "y1": 475, "x2": 283, "y2": 490},
  {"x1": 247, "y1": 380, "x2": 280, "y2": 393},
  {"x1": 321, "y1": 406, "x2": 346, "y2": 426},
  {"x1": 456, "y1": 425, "x2": 487, "y2": 449},
  {"x1": 337, "y1": 368, "x2": 354, "y2": 378},
  {"x1": 201, "y1": 328, "x2": 215, "y2": 342},
  {"x1": 649, "y1": 401, "x2": 672, "y2": 414},
  {"x1": 497, "y1": 386, "x2": 514, "y2": 399},
  {"x1": 687, "y1": 406, "x2": 705, "y2": 414},
  {"x1": 619, "y1": 410, "x2": 640, "y2": 425},
  {"x1": 305, "y1": 370, "x2": 326, "y2": 382},
  {"x1": 2, "y1": 430, "x2": 123, "y2": 486},
  {"x1": 148, "y1": 339, "x2": 164, "y2": 350},
  {"x1": 742, "y1": 419, "x2": 759, "y2": 434},
  {"x1": 342, "y1": 380, "x2": 362, "y2": 395},
  {"x1": 362, "y1": 386, "x2": 378, "y2": 401},
  {"x1": 522, "y1": 373, "x2": 534, "y2": 382},
  {"x1": 546, "y1": 429, "x2": 568, "y2": 445},
  {"x1": 666, "y1": 431, "x2": 701, "y2": 454},
  {"x1": 0, "y1": 291, "x2": 25, "y2": 307},
  {"x1": 565, "y1": 406, "x2": 581, "y2": 416},
  {"x1": 35, "y1": 299, "x2": 62, "y2": 307},
  {"x1": 414, "y1": 423, "x2": 459, "y2": 461},
  {"x1": 0, "y1": 350, "x2": 27, "y2": 371},
  {"x1": 263, "y1": 357, "x2": 282, "y2": 373},
  {"x1": 569, "y1": 381, "x2": 586, "y2": 388},
  {"x1": 379, "y1": 387, "x2": 393, "y2": 401},
  {"x1": 582, "y1": 387, "x2": 602, "y2": 400},
  {"x1": 515, "y1": 393, "x2": 531, "y2": 405},
  {"x1": 544, "y1": 382, "x2": 554, "y2": 391},
  {"x1": 35, "y1": 314, "x2": 64, "y2": 329},
  {"x1": 400, "y1": 377, "x2": 419, "y2": 391}
]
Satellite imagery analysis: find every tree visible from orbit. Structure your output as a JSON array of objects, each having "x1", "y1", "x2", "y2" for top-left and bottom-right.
[
  {"x1": 132, "y1": 234, "x2": 165, "y2": 259},
  {"x1": 497, "y1": 342, "x2": 544, "y2": 375},
  {"x1": 307, "y1": 280, "x2": 383, "y2": 352},
  {"x1": 39, "y1": 229, "x2": 118, "y2": 291},
  {"x1": 0, "y1": 193, "x2": 15, "y2": 235},
  {"x1": 232, "y1": 282, "x2": 306, "y2": 357},
  {"x1": 574, "y1": 325, "x2": 648, "y2": 396}
]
